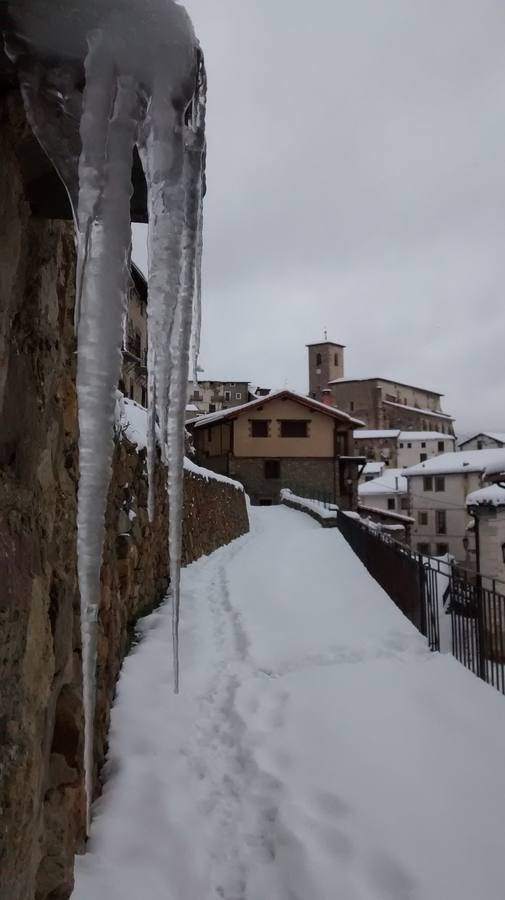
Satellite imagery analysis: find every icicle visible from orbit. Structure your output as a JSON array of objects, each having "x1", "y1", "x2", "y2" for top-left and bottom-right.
[
  {"x1": 76, "y1": 51, "x2": 139, "y2": 825},
  {"x1": 166, "y1": 83, "x2": 206, "y2": 693},
  {"x1": 190, "y1": 64, "x2": 207, "y2": 384}
]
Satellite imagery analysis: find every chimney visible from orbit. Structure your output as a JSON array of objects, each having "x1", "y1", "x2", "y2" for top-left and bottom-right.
[{"x1": 321, "y1": 389, "x2": 334, "y2": 407}]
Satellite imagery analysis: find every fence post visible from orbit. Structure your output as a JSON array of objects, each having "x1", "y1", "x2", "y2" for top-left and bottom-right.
[
  {"x1": 417, "y1": 556, "x2": 427, "y2": 638},
  {"x1": 476, "y1": 574, "x2": 487, "y2": 681}
]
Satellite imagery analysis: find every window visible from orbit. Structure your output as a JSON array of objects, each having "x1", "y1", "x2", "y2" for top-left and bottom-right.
[
  {"x1": 387, "y1": 498, "x2": 395, "y2": 510},
  {"x1": 423, "y1": 476, "x2": 433, "y2": 491},
  {"x1": 438, "y1": 441, "x2": 444, "y2": 452},
  {"x1": 280, "y1": 420, "x2": 308, "y2": 438},
  {"x1": 436, "y1": 510, "x2": 447, "y2": 534},
  {"x1": 400, "y1": 497, "x2": 409, "y2": 511},
  {"x1": 264, "y1": 460, "x2": 280, "y2": 479},
  {"x1": 407, "y1": 442, "x2": 412, "y2": 448},
  {"x1": 350, "y1": 401, "x2": 354, "y2": 411},
  {"x1": 235, "y1": 392, "x2": 242, "y2": 400},
  {"x1": 417, "y1": 543, "x2": 431, "y2": 555},
  {"x1": 141, "y1": 386, "x2": 147, "y2": 407},
  {"x1": 399, "y1": 442, "x2": 404, "y2": 448},
  {"x1": 224, "y1": 391, "x2": 231, "y2": 401},
  {"x1": 436, "y1": 543, "x2": 449, "y2": 556},
  {"x1": 334, "y1": 352, "x2": 339, "y2": 366},
  {"x1": 316, "y1": 352, "x2": 322, "y2": 366},
  {"x1": 421, "y1": 442, "x2": 426, "y2": 448},
  {"x1": 192, "y1": 391, "x2": 202, "y2": 401},
  {"x1": 251, "y1": 419, "x2": 269, "y2": 438},
  {"x1": 418, "y1": 511, "x2": 428, "y2": 526},
  {"x1": 435, "y1": 476, "x2": 445, "y2": 492},
  {"x1": 477, "y1": 440, "x2": 483, "y2": 450},
  {"x1": 420, "y1": 453, "x2": 427, "y2": 462},
  {"x1": 208, "y1": 403, "x2": 216, "y2": 413}
]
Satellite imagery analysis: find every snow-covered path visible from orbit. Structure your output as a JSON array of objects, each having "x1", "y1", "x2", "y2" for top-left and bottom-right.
[{"x1": 74, "y1": 506, "x2": 505, "y2": 900}]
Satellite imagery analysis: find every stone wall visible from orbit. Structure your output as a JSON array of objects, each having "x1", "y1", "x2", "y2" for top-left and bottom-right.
[{"x1": 0, "y1": 92, "x2": 249, "y2": 900}]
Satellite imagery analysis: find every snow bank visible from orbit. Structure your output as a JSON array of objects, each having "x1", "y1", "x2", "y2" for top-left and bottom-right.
[
  {"x1": 73, "y1": 506, "x2": 505, "y2": 900},
  {"x1": 116, "y1": 393, "x2": 243, "y2": 491}
]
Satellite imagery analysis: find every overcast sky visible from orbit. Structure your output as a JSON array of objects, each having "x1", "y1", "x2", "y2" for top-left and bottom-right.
[{"x1": 133, "y1": 0, "x2": 505, "y2": 434}]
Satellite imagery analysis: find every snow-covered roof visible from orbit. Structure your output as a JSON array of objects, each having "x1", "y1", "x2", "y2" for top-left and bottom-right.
[
  {"x1": 466, "y1": 484, "x2": 505, "y2": 509},
  {"x1": 362, "y1": 462, "x2": 385, "y2": 476},
  {"x1": 328, "y1": 376, "x2": 443, "y2": 396},
  {"x1": 383, "y1": 400, "x2": 454, "y2": 421},
  {"x1": 186, "y1": 389, "x2": 365, "y2": 429},
  {"x1": 482, "y1": 453, "x2": 505, "y2": 479},
  {"x1": 459, "y1": 432, "x2": 505, "y2": 447},
  {"x1": 358, "y1": 469, "x2": 408, "y2": 496},
  {"x1": 398, "y1": 431, "x2": 456, "y2": 442},
  {"x1": 186, "y1": 403, "x2": 199, "y2": 412},
  {"x1": 354, "y1": 429, "x2": 400, "y2": 440},
  {"x1": 403, "y1": 449, "x2": 505, "y2": 478}
]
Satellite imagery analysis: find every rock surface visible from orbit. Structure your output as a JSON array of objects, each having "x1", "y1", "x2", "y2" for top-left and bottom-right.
[{"x1": 0, "y1": 93, "x2": 248, "y2": 900}]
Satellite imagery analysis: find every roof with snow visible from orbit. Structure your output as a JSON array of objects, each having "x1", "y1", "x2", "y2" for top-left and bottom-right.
[
  {"x1": 398, "y1": 431, "x2": 456, "y2": 442},
  {"x1": 358, "y1": 502, "x2": 414, "y2": 524},
  {"x1": 186, "y1": 389, "x2": 365, "y2": 429},
  {"x1": 459, "y1": 432, "x2": 505, "y2": 447},
  {"x1": 362, "y1": 462, "x2": 386, "y2": 476},
  {"x1": 383, "y1": 400, "x2": 454, "y2": 420},
  {"x1": 403, "y1": 449, "x2": 505, "y2": 478},
  {"x1": 466, "y1": 484, "x2": 505, "y2": 509},
  {"x1": 358, "y1": 469, "x2": 408, "y2": 496},
  {"x1": 354, "y1": 429, "x2": 400, "y2": 440},
  {"x1": 328, "y1": 376, "x2": 443, "y2": 396}
]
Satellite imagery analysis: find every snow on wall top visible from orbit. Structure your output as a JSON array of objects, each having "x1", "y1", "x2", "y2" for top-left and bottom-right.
[
  {"x1": 403, "y1": 449, "x2": 505, "y2": 478},
  {"x1": 358, "y1": 469, "x2": 408, "y2": 496},
  {"x1": 116, "y1": 394, "x2": 243, "y2": 491},
  {"x1": 466, "y1": 484, "x2": 505, "y2": 508}
]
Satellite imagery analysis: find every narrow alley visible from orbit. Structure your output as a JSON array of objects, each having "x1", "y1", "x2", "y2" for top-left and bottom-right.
[{"x1": 73, "y1": 506, "x2": 505, "y2": 900}]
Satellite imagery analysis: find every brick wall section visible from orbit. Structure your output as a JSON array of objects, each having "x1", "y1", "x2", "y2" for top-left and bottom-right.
[{"x1": 0, "y1": 93, "x2": 249, "y2": 900}]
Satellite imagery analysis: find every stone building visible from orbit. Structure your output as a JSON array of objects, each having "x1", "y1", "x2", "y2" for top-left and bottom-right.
[
  {"x1": 307, "y1": 340, "x2": 345, "y2": 401},
  {"x1": 308, "y1": 340, "x2": 455, "y2": 434},
  {"x1": 187, "y1": 389, "x2": 365, "y2": 506},
  {"x1": 187, "y1": 379, "x2": 249, "y2": 415},
  {"x1": 120, "y1": 264, "x2": 148, "y2": 406},
  {"x1": 467, "y1": 485, "x2": 505, "y2": 583}
]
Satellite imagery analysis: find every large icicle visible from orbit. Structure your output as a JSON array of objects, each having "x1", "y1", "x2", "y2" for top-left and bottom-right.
[
  {"x1": 6, "y1": 0, "x2": 205, "y2": 828},
  {"x1": 166, "y1": 64, "x2": 206, "y2": 692},
  {"x1": 77, "y1": 57, "x2": 139, "y2": 828}
]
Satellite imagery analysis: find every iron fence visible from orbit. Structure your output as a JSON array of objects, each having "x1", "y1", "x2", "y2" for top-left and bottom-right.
[{"x1": 335, "y1": 509, "x2": 505, "y2": 695}]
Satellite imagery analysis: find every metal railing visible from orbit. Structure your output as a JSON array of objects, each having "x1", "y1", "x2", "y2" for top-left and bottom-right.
[{"x1": 335, "y1": 509, "x2": 505, "y2": 695}]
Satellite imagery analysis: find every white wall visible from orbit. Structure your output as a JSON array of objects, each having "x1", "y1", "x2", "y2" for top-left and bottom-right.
[
  {"x1": 358, "y1": 490, "x2": 409, "y2": 515},
  {"x1": 476, "y1": 509, "x2": 505, "y2": 584},
  {"x1": 398, "y1": 437, "x2": 455, "y2": 468},
  {"x1": 408, "y1": 471, "x2": 481, "y2": 561}
]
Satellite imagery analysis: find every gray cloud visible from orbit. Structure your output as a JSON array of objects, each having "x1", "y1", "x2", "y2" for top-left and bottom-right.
[{"x1": 133, "y1": 0, "x2": 505, "y2": 432}]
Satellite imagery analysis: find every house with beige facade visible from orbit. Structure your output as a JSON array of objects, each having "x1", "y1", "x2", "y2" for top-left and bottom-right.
[
  {"x1": 187, "y1": 389, "x2": 365, "y2": 506},
  {"x1": 403, "y1": 450, "x2": 505, "y2": 563},
  {"x1": 308, "y1": 339, "x2": 455, "y2": 434}
]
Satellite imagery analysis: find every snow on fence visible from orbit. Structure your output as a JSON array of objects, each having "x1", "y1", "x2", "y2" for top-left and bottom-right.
[{"x1": 335, "y1": 509, "x2": 505, "y2": 696}]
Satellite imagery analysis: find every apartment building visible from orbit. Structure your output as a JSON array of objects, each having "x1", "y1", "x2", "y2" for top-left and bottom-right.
[{"x1": 188, "y1": 380, "x2": 249, "y2": 415}]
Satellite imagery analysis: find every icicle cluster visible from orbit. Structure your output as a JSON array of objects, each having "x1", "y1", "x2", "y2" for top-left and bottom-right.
[{"x1": 5, "y1": 0, "x2": 206, "y2": 829}]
